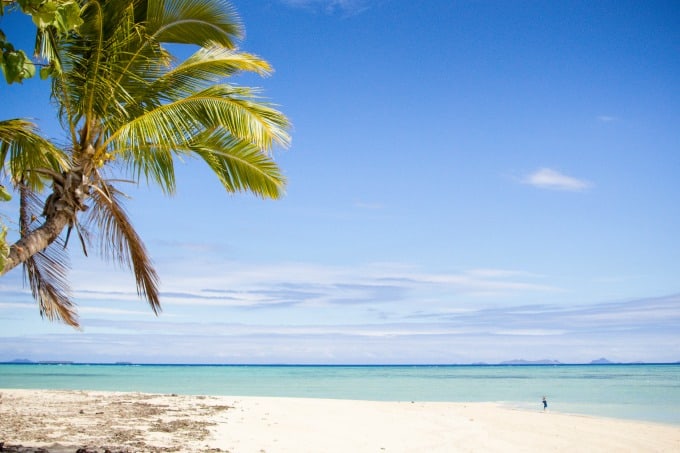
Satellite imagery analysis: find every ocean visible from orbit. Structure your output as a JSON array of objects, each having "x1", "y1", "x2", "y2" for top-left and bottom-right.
[{"x1": 1, "y1": 363, "x2": 678, "y2": 425}]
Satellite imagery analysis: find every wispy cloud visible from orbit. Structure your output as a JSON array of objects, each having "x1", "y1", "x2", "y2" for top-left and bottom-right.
[
  {"x1": 151, "y1": 262, "x2": 560, "y2": 309},
  {"x1": 278, "y1": 0, "x2": 376, "y2": 15},
  {"x1": 4, "y1": 245, "x2": 676, "y2": 363},
  {"x1": 3, "y1": 294, "x2": 678, "y2": 364},
  {"x1": 522, "y1": 168, "x2": 592, "y2": 192},
  {"x1": 6, "y1": 257, "x2": 561, "y2": 319},
  {"x1": 597, "y1": 115, "x2": 618, "y2": 122},
  {"x1": 493, "y1": 329, "x2": 567, "y2": 336},
  {"x1": 78, "y1": 306, "x2": 154, "y2": 317}
]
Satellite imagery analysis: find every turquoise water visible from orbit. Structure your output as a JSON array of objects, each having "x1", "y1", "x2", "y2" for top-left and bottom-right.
[{"x1": 1, "y1": 364, "x2": 678, "y2": 424}]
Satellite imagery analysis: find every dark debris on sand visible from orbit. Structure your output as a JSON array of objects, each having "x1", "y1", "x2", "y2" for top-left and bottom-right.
[
  {"x1": 0, "y1": 443, "x2": 132, "y2": 453},
  {"x1": 0, "y1": 443, "x2": 228, "y2": 453}
]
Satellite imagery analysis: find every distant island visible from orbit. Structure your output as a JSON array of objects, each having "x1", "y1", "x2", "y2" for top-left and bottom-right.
[{"x1": 590, "y1": 358, "x2": 613, "y2": 364}]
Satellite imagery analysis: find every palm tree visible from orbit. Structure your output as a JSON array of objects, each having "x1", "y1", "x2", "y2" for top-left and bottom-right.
[{"x1": 0, "y1": 0, "x2": 290, "y2": 327}]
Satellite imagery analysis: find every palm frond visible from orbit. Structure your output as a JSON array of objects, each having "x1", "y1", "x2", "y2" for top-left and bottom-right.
[
  {"x1": 0, "y1": 119, "x2": 70, "y2": 190},
  {"x1": 147, "y1": 0, "x2": 243, "y2": 48},
  {"x1": 85, "y1": 181, "x2": 161, "y2": 314},
  {"x1": 77, "y1": 0, "x2": 107, "y2": 135},
  {"x1": 106, "y1": 84, "x2": 290, "y2": 154},
  {"x1": 189, "y1": 128, "x2": 285, "y2": 199},
  {"x1": 56, "y1": 1, "x2": 152, "y2": 137},
  {"x1": 142, "y1": 46, "x2": 272, "y2": 104},
  {"x1": 121, "y1": 144, "x2": 177, "y2": 194},
  {"x1": 20, "y1": 185, "x2": 78, "y2": 327}
]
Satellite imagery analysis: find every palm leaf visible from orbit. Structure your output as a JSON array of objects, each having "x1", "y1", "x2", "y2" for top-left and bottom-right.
[
  {"x1": 96, "y1": 0, "x2": 243, "y2": 113},
  {"x1": 107, "y1": 84, "x2": 290, "y2": 154},
  {"x1": 189, "y1": 128, "x2": 285, "y2": 198},
  {"x1": 20, "y1": 185, "x2": 79, "y2": 327},
  {"x1": 146, "y1": 0, "x2": 243, "y2": 47},
  {"x1": 0, "y1": 119, "x2": 70, "y2": 191},
  {"x1": 85, "y1": 181, "x2": 161, "y2": 314},
  {"x1": 142, "y1": 46, "x2": 272, "y2": 104},
  {"x1": 121, "y1": 143, "x2": 177, "y2": 195},
  {"x1": 75, "y1": 0, "x2": 107, "y2": 130}
]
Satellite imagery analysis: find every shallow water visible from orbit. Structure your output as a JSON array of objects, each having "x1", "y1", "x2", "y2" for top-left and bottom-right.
[{"x1": 1, "y1": 363, "x2": 678, "y2": 424}]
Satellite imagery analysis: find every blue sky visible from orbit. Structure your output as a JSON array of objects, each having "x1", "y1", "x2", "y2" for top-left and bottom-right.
[{"x1": 0, "y1": 0, "x2": 678, "y2": 364}]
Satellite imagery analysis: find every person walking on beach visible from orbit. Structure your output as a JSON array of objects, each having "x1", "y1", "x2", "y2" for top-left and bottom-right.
[{"x1": 542, "y1": 396, "x2": 548, "y2": 411}]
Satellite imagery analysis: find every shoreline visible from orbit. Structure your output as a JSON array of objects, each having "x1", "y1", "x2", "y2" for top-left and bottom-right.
[{"x1": 1, "y1": 389, "x2": 679, "y2": 452}]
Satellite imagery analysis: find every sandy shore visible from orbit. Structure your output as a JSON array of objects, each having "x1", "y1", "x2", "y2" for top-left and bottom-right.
[{"x1": 0, "y1": 389, "x2": 678, "y2": 452}]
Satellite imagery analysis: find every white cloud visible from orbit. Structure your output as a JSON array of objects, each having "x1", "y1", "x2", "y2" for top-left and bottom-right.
[
  {"x1": 523, "y1": 168, "x2": 591, "y2": 192},
  {"x1": 279, "y1": 0, "x2": 375, "y2": 15}
]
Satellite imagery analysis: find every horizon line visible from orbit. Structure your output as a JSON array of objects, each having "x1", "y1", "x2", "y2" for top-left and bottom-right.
[{"x1": 3, "y1": 360, "x2": 679, "y2": 366}]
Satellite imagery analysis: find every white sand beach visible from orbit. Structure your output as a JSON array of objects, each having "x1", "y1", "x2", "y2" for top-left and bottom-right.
[{"x1": 1, "y1": 389, "x2": 678, "y2": 452}]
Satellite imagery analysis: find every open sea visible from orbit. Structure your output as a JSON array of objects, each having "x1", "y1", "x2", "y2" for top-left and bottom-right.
[{"x1": 1, "y1": 363, "x2": 678, "y2": 425}]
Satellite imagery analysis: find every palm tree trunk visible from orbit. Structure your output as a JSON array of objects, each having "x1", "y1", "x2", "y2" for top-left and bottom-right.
[
  {"x1": 1, "y1": 208, "x2": 70, "y2": 274},
  {"x1": 1, "y1": 162, "x2": 93, "y2": 275}
]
